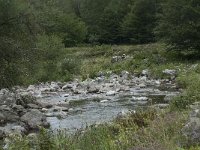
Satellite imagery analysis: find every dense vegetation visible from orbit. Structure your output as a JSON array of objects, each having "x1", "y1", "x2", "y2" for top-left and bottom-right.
[{"x1": 0, "y1": 0, "x2": 199, "y2": 88}]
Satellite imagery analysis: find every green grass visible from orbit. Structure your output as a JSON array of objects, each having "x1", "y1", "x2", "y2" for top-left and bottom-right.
[
  {"x1": 170, "y1": 68, "x2": 200, "y2": 110},
  {"x1": 20, "y1": 42, "x2": 200, "y2": 84}
]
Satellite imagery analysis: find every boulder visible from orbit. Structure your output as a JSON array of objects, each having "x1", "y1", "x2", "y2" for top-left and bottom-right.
[
  {"x1": 16, "y1": 94, "x2": 37, "y2": 107},
  {"x1": 20, "y1": 109, "x2": 49, "y2": 129},
  {"x1": 182, "y1": 105, "x2": 200, "y2": 145},
  {"x1": 0, "y1": 110, "x2": 19, "y2": 123}
]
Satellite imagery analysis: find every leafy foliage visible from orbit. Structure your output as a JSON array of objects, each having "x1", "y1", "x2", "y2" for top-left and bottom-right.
[
  {"x1": 121, "y1": 0, "x2": 157, "y2": 44},
  {"x1": 0, "y1": 0, "x2": 38, "y2": 88},
  {"x1": 156, "y1": 0, "x2": 200, "y2": 51}
]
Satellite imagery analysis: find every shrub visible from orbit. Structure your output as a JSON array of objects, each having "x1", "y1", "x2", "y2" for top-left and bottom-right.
[
  {"x1": 58, "y1": 56, "x2": 82, "y2": 81},
  {"x1": 34, "y1": 35, "x2": 64, "y2": 82}
]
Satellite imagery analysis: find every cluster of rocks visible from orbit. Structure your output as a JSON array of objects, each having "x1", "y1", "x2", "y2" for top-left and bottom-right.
[
  {"x1": 0, "y1": 92, "x2": 49, "y2": 139},
  {"x1": 0, "y1": 69, "x2": 178, "y2": 140}
]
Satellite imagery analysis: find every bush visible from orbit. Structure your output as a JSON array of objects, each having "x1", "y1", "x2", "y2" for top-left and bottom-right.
[
  {"x1": 34, "y1": 35, "x2": 65, "y2": 82},
  {"x1": 58, "y1": 56, "x2": 82, "y2": 81}
]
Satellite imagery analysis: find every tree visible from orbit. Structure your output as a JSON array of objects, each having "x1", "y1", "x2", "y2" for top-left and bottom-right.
[
  {"x1": 80, "y1": 0, "x2": 110, "y2": 43},
  {"x1": 31, "y1": 0, "x2": 87, "y2": 47},
  {"x1": 121, "y1": 0, "x2": 157, "y2": 44},
  {"x1": 0, "y1": 0, "x2": 38, "y2": 88},
  {"x1": 156, "y1": 0, "x2": 200, "y2": 51},
  {"x1": 98, "y1": 0, "x2": 133, "y2": 44}
]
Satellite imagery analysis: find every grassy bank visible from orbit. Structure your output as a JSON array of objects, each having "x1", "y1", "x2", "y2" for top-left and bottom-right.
[
  {"x1": 32, "y1": 43, "x2": 200, "y2": 81},
  {"x1": 3, "y1": 43, "x2": 200, "y2": 149}
]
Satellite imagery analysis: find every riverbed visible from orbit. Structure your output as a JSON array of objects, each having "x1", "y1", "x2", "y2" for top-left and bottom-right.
[{"x1": 0, "y1": 71, "x2": 179, "y2": 137}]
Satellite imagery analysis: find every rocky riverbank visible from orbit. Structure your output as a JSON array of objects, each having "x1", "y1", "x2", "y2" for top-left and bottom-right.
[{"x1": 0, "y1": 70, "x2": 179, "y2": 140}]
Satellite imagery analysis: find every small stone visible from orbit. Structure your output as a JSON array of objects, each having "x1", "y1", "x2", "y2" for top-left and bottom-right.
[
  {"x1": 155, "y1": 80, "x2": 161, "y2": 85},
  {"x1": 106, "y1": 91, "x2": 117, "y2": 96},
  {"x1": 27, "y1": 104, "x2": 40, "y2": 109},
  {"x1": 100, "y1": 100, "x2": 109, "y2": 103},
  {"x1": 62, "y1": 84, "x2": 74, "y2": 90},
  {"x1": 68, "y1": 108, "x2": 74, "y2": 112},
  {"x1": 138, "y1": 83, "x2": 146, "y2": 88},
  {"x1": 87, "y1": 85, "x2": 99, "y2": 93},
  {"x1": 37, "y1": 101, "x2": 53, "y2": 108},
  {"x1": 163, "y1": 69, "x2": 177, "y2": 76},
  {"x1": 140, "y1": 76, "x2": 147, "y2": 81},
  {"x1": 41, "y1": 108, "x2": 48, "y2": 112},
  {"x1": 45, "y1": 113, "x2": 54, "y2": 117},
  {"x1": 63, "y1": 94, "x2": 70, "y2": 97},
  {"x1": 142, "y1": 69, "x2": 149, "y2": 76},
  {"x1": 132, "y1": 96, "x2": 148, "y2": 101},
  {"x1": 20, "y1": 109, "x2": 48, "y2": 129}
]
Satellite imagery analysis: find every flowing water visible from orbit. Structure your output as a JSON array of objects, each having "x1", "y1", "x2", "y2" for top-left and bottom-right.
[{"x1": 40, "y1": 86, "x2": 178, "y2": 132}]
